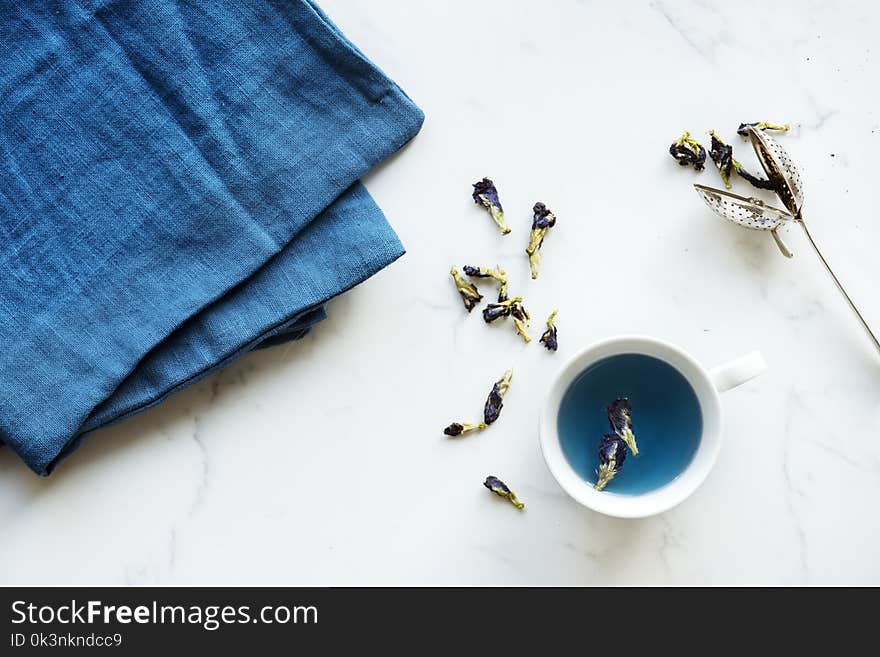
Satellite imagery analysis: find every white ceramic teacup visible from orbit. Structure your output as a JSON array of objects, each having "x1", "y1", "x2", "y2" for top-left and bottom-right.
[{"x1": 539, "y1": 335, "x2": 767, "y2": 518}]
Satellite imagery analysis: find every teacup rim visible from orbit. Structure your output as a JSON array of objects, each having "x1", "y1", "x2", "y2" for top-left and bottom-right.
[{"x1": 539, "y1": 334, "x2": 723, "y2": 518}]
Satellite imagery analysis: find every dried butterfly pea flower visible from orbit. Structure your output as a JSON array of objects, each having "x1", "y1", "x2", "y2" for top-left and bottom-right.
[
  {"x1": 443, "y1": 421, "x2": 487, "y2": 437},
  {"x1": 482, "y1": 296, "x2": 522, "y2": 323},
  {"x1": 464, "y1": 264, "x2": 509, "y2": 302},
  {"x1": 707, "y1": 130, "x2": 735, "y2": 188},
  {"x1": 463, "y1": 265, "x2": 500, "y2": 279},
  {"x1": 472, "y1": 177, "x2": 511, "y2": 235},
  {"x1": 450, "y1": 267, "x2": 483, "y2": 312},
  {"x1": 736, "y1": 121, "x2": 790, "y2": 138},
  {"x1": 734, "y1": 165, "x2": 777, "y2": 191},
  {"x1": 708, "y1": 130, "x2": 774, "y2": 191},
  {"x1": 484, "y1": 369, "x2": 513, "y2": 424},
  {"x1": 510, "y1": 300, "x2": 531, "y2": 343},
  {"x1": 483, "y1": 475, "x2": 524, "y2": 509},
  {"x1": 594, "y1": 434, "x2": 627, "y2": 491},
  {"x1": 608, "y1": 397, "x2": 638, "y2": 455},
  {"x1": 497, "y1": 278, "x2": 509, "y2": 302},
  {"x1": 525, "y1": 202, "x2": 556, "y2": 279},
  {"x1": 668, "y1": 131, "x2": 707, "y2": 171},
  {"x1": 539, "y1": 309, "x2": 558, "y2": 351}
]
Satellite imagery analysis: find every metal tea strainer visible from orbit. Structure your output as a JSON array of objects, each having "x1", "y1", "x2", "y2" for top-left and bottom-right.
[
  {"x1": 693, "y1": 183, "x2": 796, "y2": 258},
  {"x1": 694, "y1": 126, "x2": 880, "y2": 355}
]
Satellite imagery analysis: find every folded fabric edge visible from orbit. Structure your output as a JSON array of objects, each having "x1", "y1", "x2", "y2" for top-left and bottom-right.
[
  {"x1": 41, "y1": 184, "x2": 404, "y2": 475},
  {"x1": 48, "y1": 305, "x2": 330, "y2": 474},
  {"x1": 0, "y1": 308, "x2": 326, "y2": 450},
  {"x1": 253, "y1": 306, "x2": 328, "y2": 349}
]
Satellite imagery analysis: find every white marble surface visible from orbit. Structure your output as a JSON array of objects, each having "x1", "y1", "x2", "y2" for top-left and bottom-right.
[{"x1": 3, "y1": 0, "x2": 880, "y2": 585}]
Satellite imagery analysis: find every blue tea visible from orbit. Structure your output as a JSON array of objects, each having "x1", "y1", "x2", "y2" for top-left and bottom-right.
[{"x1": 557, "y1": 353, "x2": 702, "y2": 495}]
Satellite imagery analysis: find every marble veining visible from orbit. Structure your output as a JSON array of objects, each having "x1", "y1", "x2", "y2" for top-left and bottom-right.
[{"x1": 2, "y1": 0, "x2": 880, "y2": 585}]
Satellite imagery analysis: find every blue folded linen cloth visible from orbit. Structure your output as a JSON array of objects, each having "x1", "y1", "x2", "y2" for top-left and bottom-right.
[{"x1": 0, "y1": 0, "x2": 423, "y2": 474}]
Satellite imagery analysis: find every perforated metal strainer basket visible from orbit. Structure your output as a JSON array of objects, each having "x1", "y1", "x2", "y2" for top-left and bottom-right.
[{"x1": 693, "y1": 183, "x2": 796, "y2": 257}]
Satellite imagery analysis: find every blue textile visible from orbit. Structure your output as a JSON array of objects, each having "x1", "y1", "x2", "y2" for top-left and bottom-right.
[{"x1": 0, "y1": 0, "x2": 423, "y2": 474}]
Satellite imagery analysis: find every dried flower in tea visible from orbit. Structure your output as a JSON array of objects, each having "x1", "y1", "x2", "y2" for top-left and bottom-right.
[
  {"x1": 443, "y1": 421, "x2": 488, "y2": 437},
  {"x1": 668, "y1": 131, "x2": 707, "y2": 171},
  {"x1": 594, "y1": 434, "x2": 627, "y2": 491},
  {"x1": 736, "y1": 121, "x2": 790, "y2": 138},
  {"x1": 708, "y1": 130, "x2": 774, "y2": 191},
  {"x1": 450, "y1": 267, "x2": 483, "y2": 312},
  {"x1": 483, "y1": 475, "x2": 524, "y2": 509},
  {"x1": 539, "y1": 309, "x2": 558, "y2": 351},
  {"x1": 525, "y1": 202, "x2": 557, "y2": 279},
  {"x1": 484, "y1": 369, "x2": 513, "y2": 424},
  {"x1": 510, "y1": 300, "x2": 531, "y2": 343},
  {"x1": 464, "y1": 264, "x2": 509, "y2": 302},
  {"x1": 607, "y1": 397, "x2": 638, "y2": 455},
  {"x1": 472, "y1": 177, "x2": 511, "y2": 235},
  {"x1": 482, "y1": 296, "x2": 522, "y2": 323}
]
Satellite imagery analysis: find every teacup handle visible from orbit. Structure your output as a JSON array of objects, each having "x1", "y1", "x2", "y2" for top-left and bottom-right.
[{"x1": 709, "y1": 351, "x2": 767, "y2": 393}]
